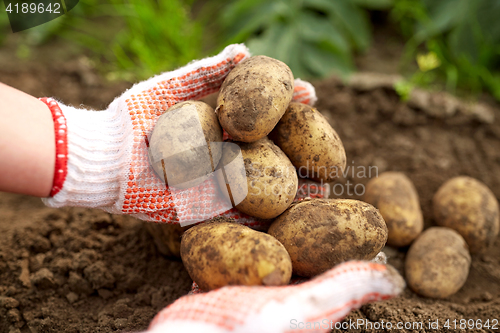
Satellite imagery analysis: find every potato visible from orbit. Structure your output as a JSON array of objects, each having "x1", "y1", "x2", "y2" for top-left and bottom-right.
[
  {"x1": 433, "y1": 176, "x2": 499, "y2": 254},
  {"x1": 218, "y1": 137, "x2": 298, "y2": 219},
  {"x1": 268, "y1": 199, "x2": 388, "y2": 277},
  {"x1": 405, "y1": 227, "x2": 471, "y2": 299},
  {"x1": 269, "y1": 102, "x2": 346, "y2": 182},
  {"x1": 144, "y1": 222, "x2": 190, "y2": 258},
  {"x1": 364, "y1": 172, "x2": 423, "y2": 247},
  {"x1": 180, "y1": 221, "x2": 292, "y2": 291},
  {"x1": 217, "y1": 56, "x2": 294, "y2": 142},
  {"x1": 148, "y1": 101, "x2": 222, "y2": 189}
]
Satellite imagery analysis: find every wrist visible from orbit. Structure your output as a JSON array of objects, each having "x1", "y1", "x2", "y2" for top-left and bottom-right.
[{"x1": 0, "y1": 86, "x2": 55, "y2": 197}]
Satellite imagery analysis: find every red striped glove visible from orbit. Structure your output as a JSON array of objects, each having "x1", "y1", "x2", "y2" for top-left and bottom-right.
[{"x1": 40, "y1": 44, "x2": 317, "y2": 227}]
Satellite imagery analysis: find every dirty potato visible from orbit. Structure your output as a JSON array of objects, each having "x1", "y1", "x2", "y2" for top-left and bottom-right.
[
  {"x1": 148, "y1": 101, "x2": 223, "y2": 189},
  {"x1": 144, "y1": 223, "x2": 191, "y2": 258},
  {"x1": 268, "y1": 199, "x2": 388, "y2": 277},
  {"x1": 433, "y1": 176, "x2": 499, "y2": 254},
  {"x1": 405, "y1": 227, "x2": 471, "y2": 299},
  {"x1": 364, "y1": 172, "x2": 423, "y2": 247},
  {"x1": 217, "y1": 56, "x2": 294, "y2": 142},
  {"x1": 180, "y1": 221, "x2": 292, "y2": 291},
  {"x1": 218, "y1": 137, "x2": 298, "y2": 219},
  {"x1": 269, "y1": 102, "x2": 346, "y2": 182}
]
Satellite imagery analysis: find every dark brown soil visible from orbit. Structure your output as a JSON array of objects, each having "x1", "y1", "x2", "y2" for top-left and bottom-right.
[
  {"x1": 1, "y1": 42, "x2": 500, "y2": 332},
  {"x1": 0, "y1": 208, "x2": 191, "y2": 333},
  {"x1": 314, "y1": 77, "x2": 500, "y2": 332}
]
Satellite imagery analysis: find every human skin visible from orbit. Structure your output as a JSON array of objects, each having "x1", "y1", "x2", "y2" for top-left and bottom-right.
[{"x1": 0, "y1": 83, "x2": 54, "y2": 197}]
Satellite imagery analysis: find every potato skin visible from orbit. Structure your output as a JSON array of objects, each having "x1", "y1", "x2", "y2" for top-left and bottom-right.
[
  {"x1": 220, "y1": 137, "x2": 298, "y2": 219},
  {"x1": 217, "y1": 56, "x2": 294, "y2": 142},
  {"x1": 364, "y1": 172, "x2": 423, "y2": 247},
  {"x1": 144, "y1": 223, "x2": 190, "y2": 258},
  {"x1": 148, "y1": 101, "x2": 222, "y2": 189},
  {"x1": 269, "y1": 102, "x2": 346, "y2": 182},
  {"x1": 405, "y1": 227, "x2": 471, "y2": 299},
  {"x1": 180, "y1": 222, "x2": 292, "y2": 291},
  {"x1": 433, "y1": 176, "x2": 499, "y2": 254},
  {"x1": 268, "y1": 199, "x2": 388, "y2": 277}
]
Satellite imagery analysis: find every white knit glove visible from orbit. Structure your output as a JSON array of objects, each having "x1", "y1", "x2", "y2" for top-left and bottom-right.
[{"x1": 40, "y1": 44, "x2": 318, "y2": 227}]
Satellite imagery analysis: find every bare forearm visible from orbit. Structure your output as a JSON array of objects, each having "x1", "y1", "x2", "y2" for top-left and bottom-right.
[{"x1": 0, "y1": 83, "x2": 55, "y2": 197}]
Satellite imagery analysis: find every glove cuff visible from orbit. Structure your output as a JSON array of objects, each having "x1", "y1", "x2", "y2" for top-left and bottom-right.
[
  {"x1": 40, "y1": 98, "x2": 132, "y2": 210},
  {"x1": 39, "y1": 98, "x2": 69, "y2": 196}
]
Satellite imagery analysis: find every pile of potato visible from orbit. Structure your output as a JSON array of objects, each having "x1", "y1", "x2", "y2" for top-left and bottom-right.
[
  {"x1": 147, "y1": 55, "x2": 500, "y2": 297},
  {"x1": 364, "y1": 173, "x2": 499, "y2": 298}
]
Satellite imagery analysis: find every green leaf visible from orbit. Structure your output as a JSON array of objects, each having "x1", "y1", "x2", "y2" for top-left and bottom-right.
[
  {"x1": 445, "y1": 64, "x2": 458, "y2": 92},
  {"x1": 415, "y1": 0, "x2": 469, "y2": 39},
  {"x1": 247, "y1": 22, "x2": 292, "y2": 60},
  {"x1": 394, "y1": 80, "x2": 414, "y2": 101},
  {"x1": 298, "y1": 11, "x2": 349, "y2": 55},
  {"x1": 304, "y1": 0, "x2": 371, "y2": 51},
  {"x1": 223, "y1": 2, "x2": 287, "y2": 43},
  {"x1": 476, "y1": 0, "x2": 500, "y2": 43},
  {"x1": 447, "y1": 20, "x2": 479, "y2": 64},
  {"x1": 351, "y1": 0, "x2": 394, "y2": 10},
  {"x1": 221, "y1": 0, "x2": 269, "y2": 27},
  {"x1": 302, "y1": 42, "x2": 352, "y2": 78},
  {"x1": 287, "y1": 49, "x2": 310, "y2": 79}
]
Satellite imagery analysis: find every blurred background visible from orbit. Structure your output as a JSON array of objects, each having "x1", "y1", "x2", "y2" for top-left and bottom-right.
[
  {"x1": 1, "y1": 4, "x2": 500, "y2": 332},
  {"x1": 1, "y1": 0, "x2": 500, "y2": 101}
]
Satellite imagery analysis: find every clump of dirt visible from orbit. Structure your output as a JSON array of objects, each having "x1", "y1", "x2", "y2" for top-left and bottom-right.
[
  {"x1": 1, "y1": 50, "x2": 500, "y2": 332},
  {"x1": 0, "y1": 208, "x2": 191, "y2": 333}
]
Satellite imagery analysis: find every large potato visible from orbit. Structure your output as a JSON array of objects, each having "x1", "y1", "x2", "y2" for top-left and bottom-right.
[
  {"x1": 148, "y1": 101, "x2": 222, "y2": 189},
  {"x1": 218, "y1": 137, "x2": 298, "y2": 219},
  {"x1": 364, "y1": 172, "x2": 423, "y2": 247},
  {"x1": 270, "y1": 102, "x2": 346, "y2": 182},
  {"x1": 217, "y1": 56, "x2": 294, "y2": 142},
  {"x1": 433, "y1": 176, "x2": 499, "y2": 254},
  {"x1": 268, "y1": 199, "x2": 388, "y2": 277},
  {"x1": 180, "y1": 221, "x2": 292, "y2": 291},
  {"x1": 405, "y1": 227, "x2": 471, "y2": 299}
]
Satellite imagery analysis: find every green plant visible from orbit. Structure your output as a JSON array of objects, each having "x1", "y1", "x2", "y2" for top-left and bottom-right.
[
  {"x1": 56, "y1": 0, "x2": 203, "y2": 80},
  {"x1": 0, "y1": 0, "x2": 205, "y2": 81},
  {"x1": 106, "y1": 0, "x2": 202, "y2": 79},
  {"x1": 221, "y1": 0, "x2": 392, "y2": 79},
  {"x1": 394, "y1": 80, "x2": 413, "y2": 101},
  {"x1": 0, "y1": 0, "x2": 111, "y2": 64},
  {"x1": 0, "y1": 2, "x2": 13, "y2": 44},
  {"x1": 392, "y1": 0, "x2": 500, "y2": 100}
]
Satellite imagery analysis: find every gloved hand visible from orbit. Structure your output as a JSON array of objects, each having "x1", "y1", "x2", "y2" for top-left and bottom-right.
[
  {"x1": 40, "y1": 44, "x2": 317, "y2": 227},
  {"x1": 146, "y1": 261, "x2": 405, "y2": 333},
  {"x1": 40, "y1": 45, "x2": 405, "y2": 332}
]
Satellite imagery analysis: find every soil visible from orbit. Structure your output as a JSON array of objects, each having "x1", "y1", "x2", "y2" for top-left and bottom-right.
[
  {"x1": 315, "y1": 76, "x2": 500, "y2": 332},
  {"x1": 1, "y1": 42, "x2": 500, "y2": 333}
]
